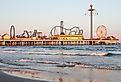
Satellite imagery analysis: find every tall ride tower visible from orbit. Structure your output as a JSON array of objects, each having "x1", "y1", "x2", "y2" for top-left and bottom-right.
[
  {"x1": 88, "y1": 4, "x2": 95, "y2": 39},
  {"x1": 60, "y1": 21, "x2": 64, "y2": 35}
]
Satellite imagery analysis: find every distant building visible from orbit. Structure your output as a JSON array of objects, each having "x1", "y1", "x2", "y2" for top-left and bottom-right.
[
  {"x1": 53, "y1": 34, "x2": 84, "y2": 40},
  {"x1": 2, "y1": 33, "x2": 10, "y2": 40}
]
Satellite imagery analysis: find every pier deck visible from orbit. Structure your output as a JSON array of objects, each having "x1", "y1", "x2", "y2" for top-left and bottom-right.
[{"x1": 0, "y1": 39, "x2": 119, "y2": 46}]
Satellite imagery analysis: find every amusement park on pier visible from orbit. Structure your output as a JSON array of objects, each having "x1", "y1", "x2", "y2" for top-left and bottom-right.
[{"x1": 0, "y1": 4, "x2": 119, "y2": 46}]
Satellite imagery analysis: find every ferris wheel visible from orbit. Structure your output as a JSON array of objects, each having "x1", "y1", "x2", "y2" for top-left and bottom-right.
[{"x1": 96, "y1": 25, "x2": 107, "y2": 38}]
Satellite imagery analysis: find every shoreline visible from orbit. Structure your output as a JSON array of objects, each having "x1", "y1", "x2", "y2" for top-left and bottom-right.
[{"x1": 1, "y1": 67, "x2": 121, "y2": 82}]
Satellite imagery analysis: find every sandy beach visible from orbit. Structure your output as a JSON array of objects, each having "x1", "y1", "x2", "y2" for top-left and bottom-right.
[
  {"x1": 0, "y1": 71, "x2": 50, "y2": 82},
  {"x1": 0, "y1": 67, "x2": 121, "y2": 82}
]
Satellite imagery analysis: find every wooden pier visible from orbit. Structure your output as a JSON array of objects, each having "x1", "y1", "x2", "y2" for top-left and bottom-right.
[{"x1": 0, "y1": 39, "x2": 119, "y2": 46}]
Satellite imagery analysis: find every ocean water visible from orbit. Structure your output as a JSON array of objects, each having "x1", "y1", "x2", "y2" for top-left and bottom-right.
[{"x1": 0, "y1": 45, "x2": 121, "y2": 82}]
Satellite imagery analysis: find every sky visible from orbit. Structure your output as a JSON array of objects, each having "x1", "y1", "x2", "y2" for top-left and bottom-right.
[{"x1": 0, "y1": 0, "x2": 121, "y2": 41}]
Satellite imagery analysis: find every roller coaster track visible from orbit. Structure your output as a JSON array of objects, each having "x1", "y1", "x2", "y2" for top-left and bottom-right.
[
  {"x1": 10, "y1": 25, "x2": 15, "y2": 39},
  {"x1": 50, "y1": 26, "x2": 83, "y2": 36}
]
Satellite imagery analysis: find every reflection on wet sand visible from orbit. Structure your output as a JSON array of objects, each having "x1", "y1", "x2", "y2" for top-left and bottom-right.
[
  {"x1": 1, "y1": 67, "x2": 121, "y2": 82},
  {"x1": 59, "y1": 77, "x2": 63, "y2": 82},
  {"x1": 58, "y1": 77, "x2": 93, "y2": 82}
]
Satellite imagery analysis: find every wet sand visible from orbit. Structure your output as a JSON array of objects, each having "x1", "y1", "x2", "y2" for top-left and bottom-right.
[
  {"x1": 0, "y1": 67, "x2": 121, "y2": 82},
  {"x1": 0, "y1": 71, "x2": 50, "y2": 82}
]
